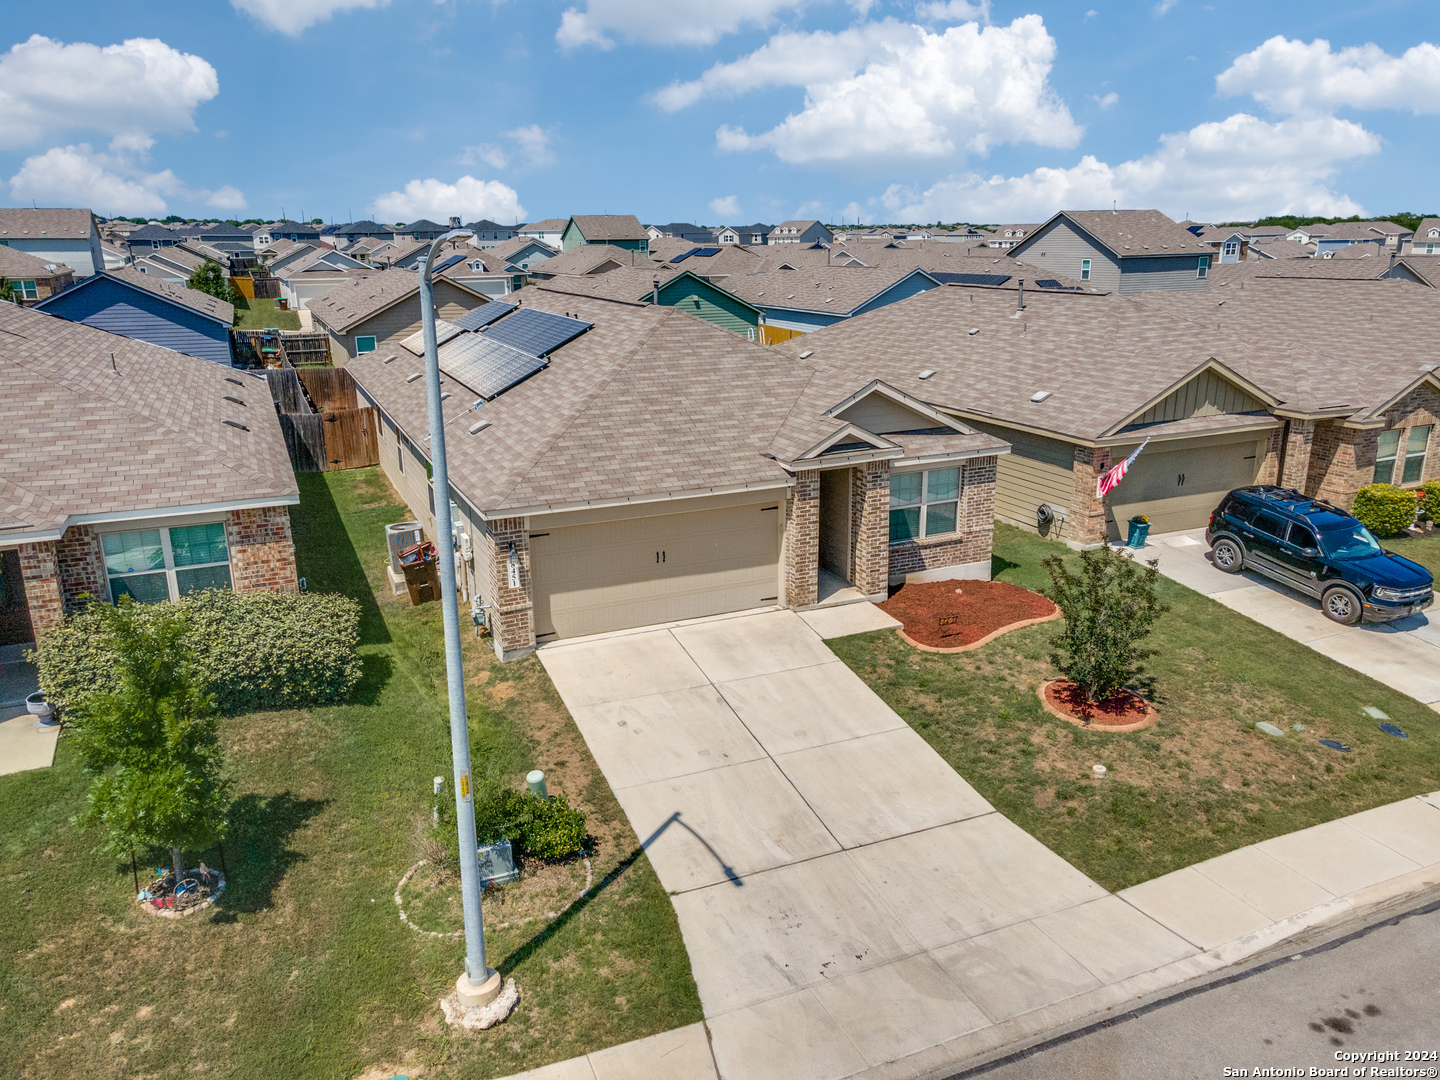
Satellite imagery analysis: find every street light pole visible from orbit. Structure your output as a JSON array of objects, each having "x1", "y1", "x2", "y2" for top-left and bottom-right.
[{"x1": 419, "y1": 229, "x2": 501, "y2": 1009}]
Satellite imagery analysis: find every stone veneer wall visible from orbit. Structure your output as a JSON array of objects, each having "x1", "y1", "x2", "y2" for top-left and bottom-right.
[
  {"x1": 54, "y1": 525, "x2": 107, "y2": 609},
  {"x1": 850, "y1": 462, "x2": 890, "y2": 597},
  {"x1": 782, "y1": 470, "x2": 820, "y2": 608},
  {"x1": 482, "y1": 517, "x2": 534, "y2": 658},
  {"x1": 886, "y1": 458, "x2": 997, "y2": 581},
  {"x1": 18, "y1": 542, "x2": 63, "y2": 636},
  {"x1": 226, "y1": 507, "x2": 299, "y2": 593}
]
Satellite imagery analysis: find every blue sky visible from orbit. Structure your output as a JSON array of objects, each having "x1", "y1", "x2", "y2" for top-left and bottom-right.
[{"x1": 2, "y1": 0, "x2": 1438, "y2": 225}]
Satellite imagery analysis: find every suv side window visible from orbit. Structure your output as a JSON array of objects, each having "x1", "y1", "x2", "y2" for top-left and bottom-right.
[
  {"x1": 1288, "y1": 523, "x2": 1318, "y2": 550},
  {"x1": 1227, "y1": 502, "x2": 1255, "y2": 525},
  {"x1": 1252, "y1": 512, "x2": 1286, "y2": 537}
]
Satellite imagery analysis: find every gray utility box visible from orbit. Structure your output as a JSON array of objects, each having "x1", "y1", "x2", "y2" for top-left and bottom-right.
[{"x1": 477, "y1": 838, "x2": 519, "y2": 887}]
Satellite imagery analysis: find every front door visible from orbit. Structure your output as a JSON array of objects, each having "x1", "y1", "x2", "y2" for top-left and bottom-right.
[{"x1": 0, "y1": 548, "x2": 35, "y2": 647}]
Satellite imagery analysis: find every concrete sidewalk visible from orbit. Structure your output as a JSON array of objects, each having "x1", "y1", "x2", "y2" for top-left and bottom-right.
[
  {"x1": 499, "y1": 606, "x2": 1440, "y2": 1080},
  {"x1": 1141, "y1": 529, "x2": 1440, "y2": 708},
  {"x1": 0, "y1": 659, "x2": 55, "y2": 777}
]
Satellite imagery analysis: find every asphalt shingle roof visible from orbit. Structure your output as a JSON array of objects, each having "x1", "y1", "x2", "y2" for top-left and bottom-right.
[
  {"x1": 1025, "y1": 210, "x2": 1214, "y2": 258},
  {"x1": 308, "y1": 268, "x2": 425, "y2": 333},
  {"x1": 569, "y1": 215, "x2": 649, "y2": 242},
  {"x1": 0, "y1": 207, "x2": 95, "y2": 241}
]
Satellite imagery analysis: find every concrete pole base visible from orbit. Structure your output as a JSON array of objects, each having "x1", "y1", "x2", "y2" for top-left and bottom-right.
[{"x1": 456, "y1": 968, "x2": 503, "y2": 1008}]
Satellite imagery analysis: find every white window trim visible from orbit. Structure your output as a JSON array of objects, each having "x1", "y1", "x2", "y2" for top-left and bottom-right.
[
  {"x1": 101, "y1": 520, "x2": 232, "y2": 603},
  {"x1": 1402, "y1": 425, "x2": 1432, "y2": 485},
  {"x1": 889, "y1": 467, "x2": 963, "y2": 544},
  {"x1": 1197, "y1": 255, "x2": 1210, "y2": 279},
  {"x1": 1080, "y1": 258, "x2": 1091, "y2": 281},
  {"x1": 355, "y1": 335, "x2": 377, "y2": 353}
]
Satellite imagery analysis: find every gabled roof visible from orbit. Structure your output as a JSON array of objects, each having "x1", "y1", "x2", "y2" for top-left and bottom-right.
[
  {"x1": 308, "y1": 267, "x2": 484, "y2": 333},
  {"x1": 0, "y1": 305, "x2": 296, "y2": 545},
  {"x1": 724, "y1": 266, "x2": 937, "y2": 315},
  {"x1": 332, "y1": 219, "x2": 389, "y2": 236},
  {"x1": 519, "y1": 218, "x2": 569, "y2": 233},
  {"x1": 529, "y1": 243, "x2": 647, "y2": 277},
  {"x1": 1013, "y1": 210, "x2": 1213, "y2": 260},
  {"x1": 0, "y1": 207, "x2": 95, "y2": 241},
  {"x1": 396, "y1": 218, "x2": 448, "y2": 233},
  {"x1": 567, "y1": 215, "x2": 649, "y2": 242},
  {"x1": 465, "y1": 219, "x2": 513, "y2": 232},
  {"x1": 37, "y1": 267, "x2": 233, "y2": 325},
  {"x1": 0, "y1": 245, "x2": 74, "y2": 280},
  {"x1": 126, "y1": 223, "x2": 184, "y2": 242}
]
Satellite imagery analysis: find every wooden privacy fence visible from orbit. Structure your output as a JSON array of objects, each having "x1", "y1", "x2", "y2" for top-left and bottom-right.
[
  {"x1": 267, "y1": 367, "x2": 378, "y2": 473},
  {"x1": 233, "y1": 330, "x2": 331, "y2": 369}
]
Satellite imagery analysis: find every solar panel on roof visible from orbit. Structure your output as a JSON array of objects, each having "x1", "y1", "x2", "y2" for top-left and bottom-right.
[
  {"x1": 670, "y1": 249, "x2": 697, "y2": 263},
  {"x1": 1034, "y1": 278, "x2": 1083, "y2": 291},
  {"x1": 432, "y1": 254, "x2": 466, "y2": 273},
  {"x1": 452, "y1": 300, "x2": 516, "y2": 331},
  {"x1": 437, "y1": 334, "x2": 548, "y2": 400},
  {"x1": 481, "y1": 307, "x2": 592, "y2": 357},
  {"x1": 929, "y1": 272, "x2": 1012, "y2": 287},
  {"x1": 691, "y1": 247, "x2": 721, "y2": 257},
  {"x1": 399, "y1": 319, "x2": 464, "y2": 355}
]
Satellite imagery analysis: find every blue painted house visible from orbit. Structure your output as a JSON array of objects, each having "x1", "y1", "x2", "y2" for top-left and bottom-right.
[{"x1": 36, "y1": 267, "x2": 235, "y2": 366}]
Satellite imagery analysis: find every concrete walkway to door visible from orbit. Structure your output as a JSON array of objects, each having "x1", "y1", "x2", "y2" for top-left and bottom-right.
[
  {"x1": 536, "y1": 606, "x2": 1209, "y2": 1080},
  {"x1": 1143, "y1": 528, "x2": 1440, "y2": 710}
]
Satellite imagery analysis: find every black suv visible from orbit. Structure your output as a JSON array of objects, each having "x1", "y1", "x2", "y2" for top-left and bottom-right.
[{"x1": 1207, "y1": 486, "x2": 1434, "y2": 625}]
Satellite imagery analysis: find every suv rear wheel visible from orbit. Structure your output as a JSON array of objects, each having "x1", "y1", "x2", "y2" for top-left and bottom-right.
[
  {"x1": 1321, "y1": 585, "x2": 1363, "y2": 626},
  {"x1": 1212, "y1": 538, "x2": 1244, "y2": 574}
]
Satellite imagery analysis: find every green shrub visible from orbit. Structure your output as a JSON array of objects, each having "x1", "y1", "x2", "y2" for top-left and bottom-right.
[
  {"x1": 34, "y1": 589, "x2": 362, "y2": 714},
  {"x1": 1351, "y1": 483, "x2": 1418, "y2": 538},
  {"x1": 444, "y1": 785, "x2": 588, "y2": 861},
  {"x1": 524, "y1": 794, "x2": 587, "y2": 858},
  {"x1": 1417, "y1": 480, "x2": 1440, "y2": 523}
]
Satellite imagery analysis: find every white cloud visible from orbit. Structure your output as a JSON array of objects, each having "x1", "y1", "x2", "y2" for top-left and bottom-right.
[
  {"x1": 915, "y1": 0, "x2": 990, "y2": 22},
  {"x1": 557, "y1": 0, "x2": 815, "y2": 49},
  {"x1": 231, "y1": 0, "x2": 389, "y2": 36},
  {"x1": 1091, "y1": 91, "x2": 1119, "y2": 109},
  {"x1": 887, "y1": 113, "x2": 1379, "y2": 222},
  {"x1": 709, "y1": 195, "x2": 743, "y2": 218},
  {"x1": 369, "y1": 175, "x2": 526, "y2": 224},
  {"x1": 459, "y1": 125, "x2": 555, "y2": 172},
  {"x1": 1153, "y1": 0, "x2": 1176, "y2": 14},
  {"x1": 667, "y1": 16, "x2": 1079, "y2": 168},
  {"x1": 0, "y1": 35, "x2": 218, "y2": 150},
  {"x1": 460, "y1": 143, "x2": 511, "y2": 170},
  {"x1": 1217, "y1": 35, "x2": 1440, "y2": 116},
  {"x1": 8, "y1": 144, "x2": 247, "y2": 217}
]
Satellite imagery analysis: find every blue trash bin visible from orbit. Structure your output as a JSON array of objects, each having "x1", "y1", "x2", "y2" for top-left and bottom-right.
[{"x1": 1126, "y1": 518, "x2": 1151, "y2": 549}]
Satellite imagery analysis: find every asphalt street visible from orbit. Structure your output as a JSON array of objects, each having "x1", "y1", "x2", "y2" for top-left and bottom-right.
[{"x1": 955, "y1": 896, "x2": 1440, "y2": 1080}]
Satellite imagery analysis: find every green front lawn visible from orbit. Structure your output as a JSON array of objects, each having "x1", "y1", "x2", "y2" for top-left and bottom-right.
[
  {"x1": 0, "y1": 468, "x2": 699, "y2": 1080},
  {"x1": 232, "y1": 295, "x2": 301, "y2": 331},
  {"x1": 830, "y1": 523, "x2": 1440, "y2": 892}
]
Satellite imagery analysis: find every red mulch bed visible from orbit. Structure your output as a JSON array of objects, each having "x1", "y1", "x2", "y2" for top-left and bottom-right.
[
  {"x1": 1042, "y1": 680, "x2": 1154, "y2": 729},
  {"x1": 880, "y1": 579, "x2": 1057, "y2": 649}
]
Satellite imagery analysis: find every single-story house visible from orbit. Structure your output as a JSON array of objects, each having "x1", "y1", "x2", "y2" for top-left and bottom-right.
[
  {"x1": 560, "y1": 215, "x2": 650, "y2": 253},
  {"x1": 771, "y1": 220, "x2": 835, "y2": 246},
  {"x1": 35, "y1": 267, "x2": 235, "y2": 366},
  {"x1": 0, "y1": 207, "x2": 104, "y2": 278},
  {"x1": 0, "y1": 305, "x2": 299, "y2": 649},
  {"x1": 0, "y1": 246, "x2": 76, "y2": 304},
  {"x1": 1008, "y1": 210, "x2": 1218, "y2": 295},
  {"x1": 724, "y1": 266, "x2": 941, "y2": 344},
  {"x1": 346, "y1": 288, "x2": 1007, "y2": 658},
  {"x1": 778, "y1": 276, "x2": 1440, "y2": 546},
  {"x1": 308, "y1": 267, "x2": 490, "y2": 362}
]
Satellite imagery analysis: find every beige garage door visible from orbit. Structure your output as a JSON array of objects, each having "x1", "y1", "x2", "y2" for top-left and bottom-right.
[
  {"x1": 1107, "y1": 437, "x2": 1265, "y2": 537},
  {"x1": 529, "y1": 502, "x2": 782, "y2": 640}
]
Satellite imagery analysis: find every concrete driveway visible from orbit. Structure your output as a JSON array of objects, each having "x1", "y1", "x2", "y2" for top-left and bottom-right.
[
  {"x1": 537, "y1": 606, "x2": 1203, "y2": 1080},
  {"x1": 1144, "y1": 529, "x2": 1440, "y2": 709}
]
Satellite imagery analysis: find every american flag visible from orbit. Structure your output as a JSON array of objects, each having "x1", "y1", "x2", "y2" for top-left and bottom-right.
[{"x1": 1096, "y1": 439, "x2": 1150, "y2": 499}]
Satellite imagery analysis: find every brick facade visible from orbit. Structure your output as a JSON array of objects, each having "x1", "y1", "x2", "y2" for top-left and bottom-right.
[
  {"x1": 1255, "y1": 426, "x2": 1283, "y2": 485},
  {"x1": 54, "y1": 525, "x2": 107, "y2": 609},
  {"x1": 1067, "y1": 446, "x2": 1111, "y2": 547},
  {"x1": 1307, "y1": 421, "x2": 1377, "y2": 510},
  {"x1": 885, "y1": 458, "x2": 997, "y2": 582},
  {"x1": 782, "y1": 470, "x2": 820, "y2": 607},
  {"x1": 1280, "y1": 418, "x2": 1315, "y2": 489},
  {"x1": 226, "y1": 507, "x2": 300, "y2": 593},
  {"x1": 482, "y1": 516, "x2": 534, "y2": 659},
  {"x1": 850, "y1": 462, "x2": 890, "y2": 597},
  {"x1": 17, "y1": 541, "x2": 63, "y2": 636},
  {"x1": 1376, "y1": 384, "x2": 1440, "y2": 487}
]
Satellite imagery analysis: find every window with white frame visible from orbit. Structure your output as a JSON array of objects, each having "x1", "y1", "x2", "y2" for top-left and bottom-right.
[
  {"x1": 1223, "y1": 240, "x2": 1239, "y2": 258},
  {"x1": 1403, "y1": 425, "x2": 1432, "y2": 484},
  {"x1": 355, "y1": 335, "x2": 377, "y2": 353},
  {"x1": 1197, "y1": 255, "x2": 1210, "y2": 279},
  {"x1": 1376, "y1": 428, "x2": 1401, "y2": 484},
  {"x1": 102, "y1": 522, "x2": 232, "y2": 604},
  {"x1": 1080, "y1": 258, "x2": 1091, "y2": 281},
  {"x1": 889, "y1": 468, "x2": 961, "y2": 542},
  {"x1": 12, "y1": 280, "x2": 37, "y2": 300}
]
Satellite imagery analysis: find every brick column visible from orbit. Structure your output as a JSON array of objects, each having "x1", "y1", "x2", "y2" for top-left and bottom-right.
[
  {"x1": 782, "y1": 470, "x2": 819, "y2": 607},
  {"x1": 226, "y1": 507, "x2": 299, "y2": 593},
  {"x1": 1068, "y1": 446, "x2": 1111, "y2": 547},
  {"x1": 1281, "y1": 418, "x2": 1315, "y2": 490},
  {"x1": 1255, "y1": 426, "x2": 1283, "y2": 486},
  {"x1": 18, "y1": 541, "x2": 63, "y2": 636},
  {"x1": 55, "y1": 525, "x2": 108, "y2": 609},
  {"x1": 851, "y1": 461, "x2": 890, "y2": 598},
  {"x1": 485, "y1": 517, "x2": 534, "y2": 658}
]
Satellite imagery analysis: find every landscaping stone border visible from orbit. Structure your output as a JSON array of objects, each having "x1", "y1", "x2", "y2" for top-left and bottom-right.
[
  {"x1": 1037, "y1": 678, "x2": 1160, "y2": 733},
  {"x1": 395, "y1": 856, "x2": 594, "y2": 939},
  {"x1": 136, "y1": 871, "x2": 226, "y2": 919}
]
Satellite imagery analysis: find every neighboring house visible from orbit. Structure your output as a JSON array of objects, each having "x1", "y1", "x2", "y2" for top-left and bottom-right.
[
  {"x1": 466, "y1": 219, "x2": 517, "y2": 247},
  {"x1": 100, "y1": 241, "x2": 131, "y2": 270},
  {"x1": 331, "y1": 220, "x2": 393, "y2": 244},
  {"x1": 1192, "y1": 228, "x2": 1250, "y2": 263},
  {"x1": 1409, "y1": 219, "x2": 1440, "y2": 255},
  {"x1": 560, "y1": 214, "x2": 650, "y2": 252},
  {"x1": 724, "y1": 266, "x2": 941, "y2": 343},
  {"x1": 266, "y1": 220, "x2": 323, "y2": 244},
  {"x1": 528, "y1": 243, "x2": 652, "y2": 278},
  {"x1": 1209, "y1": 250, "x2": 1435, "y2": 289},
  {"x1": 130, "y1": 247, "x2": 207, "y2": 285},
  {"x1": 346, "y1": 287, "x2": 1007, "y2": 658},
  {"x1": 0, "y1": 304, "x2": 299, "y2": 647},
  {"x1": 187, "y1": 223, "x2": 254, "y2": 252},
  {"x1": 517, "y1": 219, "x2": 568, "y2": 247},
  {"x1": 125, "y1": 223, "x2": 186, "y2": 258},
  {"x1": 438, "y1": 249, "x2": 521, "y2": 298},
  {"x1": 481, "y1": 236, "x2": 558, "y2": 274},
  {"x1": 1009, "y1": 210, "x2": 1217, "y2": 295},
  {"x1": 36, "y1": 267, "x2": 235, "y2": 366},
  {"x1": 391, "y1": 219, "x2": 450, "y2": 244},
  {"x1": 981, "y1": 225, "x2": 1037, "y2": 249},
  {"x1": 771, "y1": 220, "x2": 835, "y2": 245},
  {"x1": 1287, "y1": 220, "x2": 1414, "y2": 252},
  {"x1": 273, "y1": 247, "x2": 375, "y2": 310},
  {"x1": 0, "y1": 207, "x2": 104, "y2": 277},
  {"x1": 536, "y1": 266, "x2": 763, "y2": 338},
  {"x1": 718, "y1": 223, "x2": 773, "y2": 246},
  {"x1": 648, "y1": 222, "x2": 718, "y2": 243},
  {"x1": 0, "y1": 246, "x2": 76, "y2": 304},
  {"x1": 308, "y1": 267, "x2": 489, "y2": 361},
  {"x1": 787, "y1": 275, "x2": 1440, "y2": 547}
]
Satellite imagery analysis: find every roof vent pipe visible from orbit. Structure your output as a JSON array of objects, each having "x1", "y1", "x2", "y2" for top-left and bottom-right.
[
  {"x1": 653, "y1": 276, "x2": 660, "y2": 304},
  {"x1": 1016, "y1": 279, "x2": 1024, "y2": 311}
]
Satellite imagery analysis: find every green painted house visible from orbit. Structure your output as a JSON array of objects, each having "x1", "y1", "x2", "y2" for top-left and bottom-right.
[
  {"x1": 561, "y1": 214, "x2": 651, "y2": 253},
  {"x1": 653, "y1": 271, "x2": 761, "y2": 337}
]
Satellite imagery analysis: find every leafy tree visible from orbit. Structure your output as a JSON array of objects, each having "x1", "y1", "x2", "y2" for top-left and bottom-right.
[
  {"x1": 1042, "y1": 546, "x2": 1169, "y2": 704},
  {"x1": 187, "y1": 259, "x2": 236, "y2": 305},
  {"x1": 0, "y1": 278, "x2": 13, "y2": 304},
  {"x1": 67, "y1": 599, "x2": 231, "y2": 883}
]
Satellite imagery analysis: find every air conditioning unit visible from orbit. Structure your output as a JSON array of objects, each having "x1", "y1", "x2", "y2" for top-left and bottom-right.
[{"x1": 459, "y1": 532, "x2": 474, "y2": 563}]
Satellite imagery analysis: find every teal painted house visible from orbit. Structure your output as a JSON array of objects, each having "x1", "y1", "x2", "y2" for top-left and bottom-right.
[
  {"x1": 561, "y1": 215, "x2": 650, "y2": 253},
  {"x1": 654, "y1": 272, "x2": 761, "y2": 337}
]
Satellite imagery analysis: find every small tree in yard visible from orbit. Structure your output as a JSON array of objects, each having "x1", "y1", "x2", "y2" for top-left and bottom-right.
[
  {"x1": 1042, "y1": 547, "x2": 1169, "y2": 704},
  {"x1": 68, "y1": 599, "x2": 231, "y2": 885},
  {"x1": 187, "y1": 259, "x2": 236, "y2": 305}
]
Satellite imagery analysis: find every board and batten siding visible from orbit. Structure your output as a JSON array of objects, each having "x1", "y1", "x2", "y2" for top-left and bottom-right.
[
  {"x1": 966, "y1": 419, "x2": 1079, "y2": 540},
  {"x1": 38, "y1": 276, "x2": 232, "y2": 364},
  {"x1": 1012, "y1": 219, "x2": 1122, "y2": 292},
  {"x1": 1128, "y1": 369, "x2": 1268, "y2": 426},
  {"x1": 656, "y1": 277, "x2": 759, "y2": 335}
]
